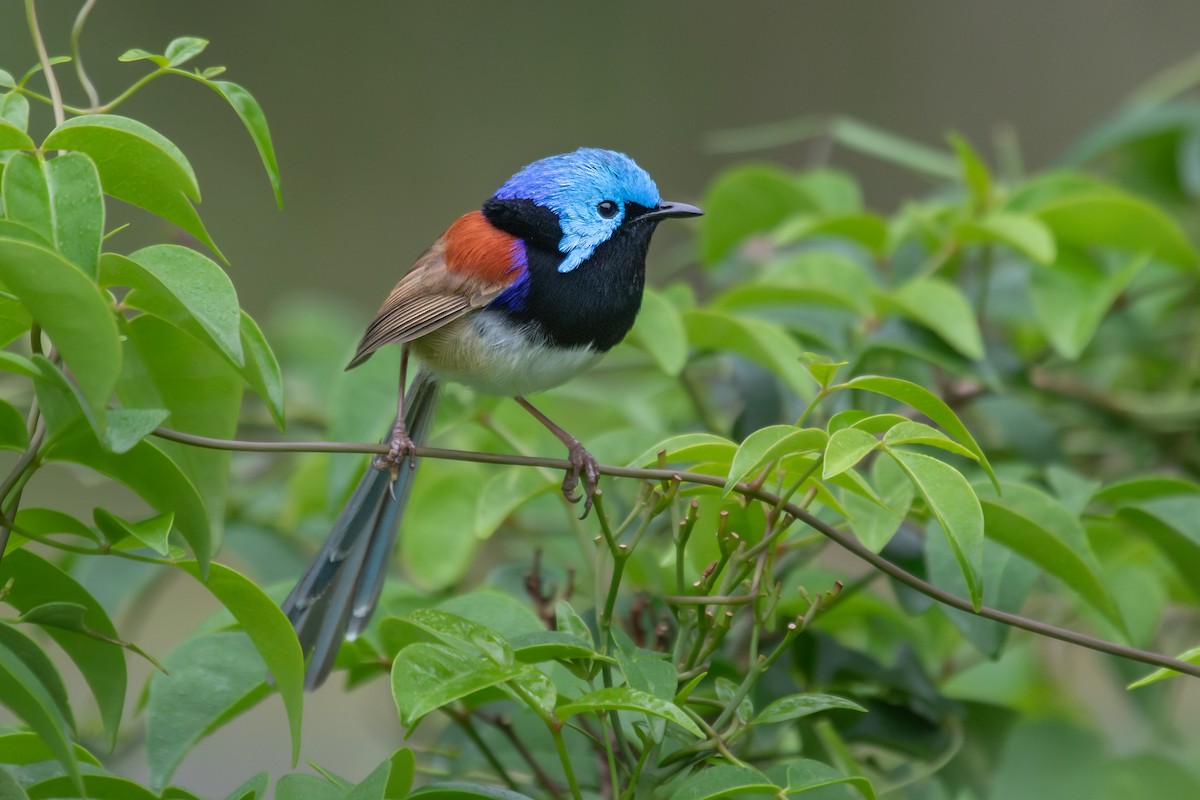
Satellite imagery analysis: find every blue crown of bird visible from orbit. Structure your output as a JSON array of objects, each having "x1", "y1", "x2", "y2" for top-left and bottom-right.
[{"x1": 283, "y1": 148, "x2": 702, "y2": 689}]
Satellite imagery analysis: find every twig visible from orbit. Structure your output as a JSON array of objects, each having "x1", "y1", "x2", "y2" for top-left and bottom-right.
[
  {"x1": 24, "y1": 0, "x2": 65, "y2": 126},
  {"x1": 70, "y1": 0, "x2": 100, "y2": 108},
  {"x1": 149, "y1": 426, "x2": 1200, "y2": 680}
]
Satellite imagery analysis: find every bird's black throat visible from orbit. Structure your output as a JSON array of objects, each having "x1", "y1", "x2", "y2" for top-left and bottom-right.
[{"x1": 482, "y1": 198, "x2": 659, "y2": 352}]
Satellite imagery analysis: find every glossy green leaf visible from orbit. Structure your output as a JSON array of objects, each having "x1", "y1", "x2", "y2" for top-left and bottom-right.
[
  {"x1": 630, "y1": 432, "x2": 736, "y2": 469},
  {"x1": 145, "y1": 632, "x2": 270, "y2": 790},
  {"x1": 556, "y1": 687, "x2": 703, "y2": 737},
  {"x1": 835, "y1": 375, "x2": 996, "y2": 488},
  {"x1": 164, "y1": 37, "x2": 209, "y2": 66},
  {"x1": 45, "y1": 153, "x2": 104, "y2": 278},
  {"x1": 0, "y1": 631, "x2": 78, "y2": 791},
  {"x1": 102, "y1": 408, "x2": 169, "y2": 454},
  {"x1": 725, "y1": 425, "x2": 827, "y2": 493},
  {"x1": 882, "y1": 421, "x2": 978, "y2": 460},
  {"x1": 0, "y1": 238, "x2": 121, "y2": 424},
  {"x1": 0, "y1": 732, "x2": 101, "y2": 767},
  {"x1": 0, "y1": 399, "x2": 27, "y2": 452},
  {"x1": 1127, "y1": 646, "x2": 1200, "y2": 689},
  {"x1": 1033, "y1": 191, "x2": 1197, "y2": 268},
  {"x1": 888, "y1": 448, "x2": 984, "y2": 608},
  {"x1": 823, "y1": 428, "x2": 879, "y2": 480},
  {"x1": 684, "y1": 309, "x2": 814, "y2": 398},
  {"x1": 46, "y1": 421, "x2": 211, "y2": 568},
  {"x1": 2, "y1": 154, "x2": 51, "y2": 242},
  {"x1": 0, "y1": 549, "x2": 126, "y2": 750},
  {"x1": 0, "y1": 91, "x2": 29, "y2": 132},
  {"x1": 956, "y1": 212, "x2": 1056, "y2": 264},
  {"x1": 629, "y1": 285, "x2": 688, "y2": 375},
  {"x1": 700, "y1": 164, "x2": 814, "y2": 263},
  {"x1": 979, "y1": 484, "x2": 1125, "y2": 631},
  {"x1": 0, "y1": 121, "x2": 33, "y2": 150},
  {"x1": 118, "y1": 48, "x2": 169, "y2": 66},
  {"x1": 667, "y1": 765, "x2": 779, "y2": 800},
  {"x1": 391, "y1": 642, "x2": 525, "y2": 727},
  {"x1": 204, "y1": 80, "x2": 282, "y2": 208},
  {"x1": 103, "y1": 247, "x2": 244, "y2": 367},
  {"x1": 94, "y1": 508, "x2": 173, "y2": 555},
  {"x1": 555, "y1": 601, "x2": 594, "y2": 647},
  {"x1": 1031, "y1": 250, "x2": 1146, "y2": 359},
  {"x1": 239, "y1": 311, "x2": 286, "y2": 429},
  {"x1": 844, "y1": 455, "x2": 914, "y2": 552},
  {"x1": 785, "y1": 759, "x2": 875, "y2": 798},
  {"x1": 388, "y1": 609, "x2": 513, "y2": 666},
  {"x1": 751, "y1": 693, "x2": 866, "y2": 725},
  {"x1": 1118, "y1": 498, "x2": 1200, "y2": 600},
  {"x1": 121, "y1": 314, "x2": 242, "y2": 547},
  {"x1": 509, "y1": 631, "x2": 601, "y2": 663},
  {"x1": 25, "y1": 774, "x2": 161, "y2": 800},
  {"x1": 42, "y1": 115, "x2": 222, "y2": 258},
  {"x1": 0, "y1": 292, "x2": 34, "y2": 347},
  {"x1": 175, "y1": 561, "x2": 305, "y2": 763},
  {"x1": 799, "y1": 352, "x2": 847, "y2": 389},
  {"x1": 886, "y1": 277, "x2": 985, "y2": 360}
]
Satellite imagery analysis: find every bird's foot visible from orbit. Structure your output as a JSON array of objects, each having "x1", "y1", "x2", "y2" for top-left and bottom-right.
[
  {"x1": 561, "y1": 440, "x2": 600, "y2": 519},
  {"x1": 373, "y1": 424, "x2": 418, "y2": 489}
]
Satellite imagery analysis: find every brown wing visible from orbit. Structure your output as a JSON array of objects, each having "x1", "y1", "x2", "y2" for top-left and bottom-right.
[{"x1": 345, "y1": 237, "x2": 508, "y2": 369}]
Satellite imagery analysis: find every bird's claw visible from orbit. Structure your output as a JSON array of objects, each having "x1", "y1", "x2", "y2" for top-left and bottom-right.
[
  {"x1": 561, "y1": 441, "x2": 600, "y2": 519},
  {"x1": 373, "y1": 426, "x2": 418, "y2": 493}
]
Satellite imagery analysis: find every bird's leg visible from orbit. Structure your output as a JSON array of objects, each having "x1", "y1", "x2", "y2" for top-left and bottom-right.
[
  {"x1": 374, "y1": 346, "x2": 417, "y2": 485},
  {"x1": 515, "y1": 396, "x2": 599, "y2": 519}
]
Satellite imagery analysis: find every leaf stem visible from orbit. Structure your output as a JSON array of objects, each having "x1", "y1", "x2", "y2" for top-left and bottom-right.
[
  {"x1": 70, "y1": 0, "x2": 100, "y2": 108},
  {"x1": 24, "y1": 0, "x2": 65, "y2": 126}
]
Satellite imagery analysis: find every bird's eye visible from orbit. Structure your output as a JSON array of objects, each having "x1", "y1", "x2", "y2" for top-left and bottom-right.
[{"x1": 597, "y1": 200, "x2": 619, "y2": 219}]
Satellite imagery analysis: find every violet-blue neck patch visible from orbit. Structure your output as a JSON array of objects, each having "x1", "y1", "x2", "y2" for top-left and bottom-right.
[{"x1": 492, "y1": 148, "x2": 662, "y2": 273}]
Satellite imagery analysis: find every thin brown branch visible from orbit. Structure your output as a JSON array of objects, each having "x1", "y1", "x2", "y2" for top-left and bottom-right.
[{"x1": 150, "y1": 426, "x2": 1200, "y2": 680}]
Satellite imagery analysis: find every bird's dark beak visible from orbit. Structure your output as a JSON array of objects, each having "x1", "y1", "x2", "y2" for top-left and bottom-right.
[{"x1": 636, "y1": 201, "x2": 704, "y2": 222}]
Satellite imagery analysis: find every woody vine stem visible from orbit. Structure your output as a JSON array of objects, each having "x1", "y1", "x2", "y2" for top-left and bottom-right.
[{"x1": 149, "y1": 426, "x2": 1200, "y2": 681}]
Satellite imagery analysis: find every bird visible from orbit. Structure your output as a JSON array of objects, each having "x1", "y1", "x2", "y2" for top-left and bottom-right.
[{"x1": 280, "y1": 148, "x2": 702, "y2": 689}]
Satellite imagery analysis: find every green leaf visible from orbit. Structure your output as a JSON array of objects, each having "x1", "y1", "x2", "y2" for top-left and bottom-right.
[
  {"x1": 174, "y1": 561, "x2": 305, "y2": 764},
  {"x1": 1094, "y1": 475, "x2": 1200, "y2": 505},
  {"x1": 0, "y1": 93, "x2": 30, "y2": 132},
  {"x1": 844, "y1": 456, "x2": 914, "y2": 552},
  {"x1": 888, "y1": 448, "x2": 984, "y2": 608},
  {"x1": 715, "y1": 252, "x2": 875, "y2": 315},
  {"x1": 0, "y1": 238, "x2": 121, "y2": 425},
  {"x1": 0, "y1": 623, "x2": 73, "y2": 730},
  {"x1": 0, "y1": 121, "x2": 34, "y2": 152},
  {"x1": 882, "y1": 421, "x2": 979, "y2": 460},
  {"x1": 103, "y1": 247, "x2": 243, "y2": 367},
  {"x1": 956, "y1": 212, "x2": 1056, "y2": 264},
  {"x1": 93, "y1": 508, "x2": 173, "y2": 555},
  {"x1": 407, "y1": 783, "x2": 535, "y2": 800},
  {"x1": 0, "y1": 631, "x2": 78, "y2": 792},
  {"x1": 684, "y1": 309, "x2": 814, "y2": 398},
  {"x1": 474, "y1": 466, "x2": 556, "y2": 541},
  {"x1": 823, "y1": 428, "x2": 880, "y2": 480},
  {"x1": 0, "y1": 399, "x2": 28, "y2": 452},
  {"x1": 16, "y1": 601, "x2": 161, "y2": 672},
  {"x1": 25, "y1": 775, "x2": 160, "y2": 800},
  {"x1": 388, "y1": 609, "x2": 513, "y2": 666},
  {"x1": 556, "y1": 686, "x2": 703, "y2": 737},
  {"x1": 886, "y1": 277, "x2": 985, "y2": 360},
  {"x1": 800, "y1": 352, "x2": 847, "y2": 389},
  {"x1": 391, "y1": 642, "x2": 525, "y2": 728},
  {"x1": 628, "y1": 285, "x2": 688, "y2": 375},
  {"x1": 828, "y1": 116, "x2": 957, "y2": 178},
  {"x1": 979, "y1": 483, "x2": 1125, "y2": 632},
  {"x1": 0, "y1": 549, "x2": 126, "y2": 750},
  {"x1": 509, "y1": 631, "x2": 601, "y2": 663},
  {"x1": 725, "y1": 425, "x2": 827, "y2": 493},
  {"x1": 42, "y1": 115, "x2": 222, "y2": 259},
  {"x1": 630, "y1": 432, "x2": 736, "y2": 469},
  {"x1": 1117, "y1": 498, "x2": 1200, "y2": 601},
  {"x1": 239, "y1": 311, "x2": 286, "y2": 429},
  {"x1": 667, "y1": 765, "x2": 779, "y2": 800},
  {"x1": 45, "y1": 153, "x2": 104, "y2": 278},
  {"x1": 949, "y1": 133, "x2": 992, "y2": 211},
  {"x1": 555, "y1": 601, "x2": 594, "y2": 647},
  {"x1": 197, "y1": 80, "x2": 283, "y2": 208},
  {"x1": 121, "y1": 315, "x2": 242, "y2": 549},
  {"x1": 774, "y1": 213, "x2": 889, "y2": 254},
  {"x1": 164, "y1": 37, "x2": 209, "y2": 66},
  {"x1": 1, "y1": 154, "x2": 51, "y2": 243},
  {"x1": 0, "y1": 732, "x2": 101, "y2": 767},
  {"x1": 45, "y1": 420, "x2": 211, "y2": 568},
  {"x1": 274, "y1": 775, "x2": 342, "y2": 800},
  {"x1": 1032, "y1": 191, "x2": 1197, "y2": 268},
  {"x1": 834, "y1": 375, "x2": 996, "y2": 488},
  {"x1": 0, "y1": 292, "x2": 34, "y2": 347},
  {"x1": 1127, "y1": 646, "x2": 1200, "y2": 689},
  {"x1": 118, "y1": 48, "x2": 169, "y2": 66},
  {"x1": 751, "y1": 693, "x2": 866, "y2": 725},
  {"x1": 0, "y1": 768, "x2": 27, "y2": 800},
  {"x1": 1031, "y1": 250, "x2": 1147, "y2": 359},
  {"x1": 222, "y1": 771, "x2": 269, "y2": 800},
  {"x1": 145, "y1": 632, "x2": 270, "y2": 790},
  {"x1": 102, "y1": 408, "x2": 169, "y2": 454},
  {"x1": 785, "y1": 759, "x2": 875, "y2": 799},
  {"x1": 700, "y1": 164, "x2": 815, "y2": 263}
]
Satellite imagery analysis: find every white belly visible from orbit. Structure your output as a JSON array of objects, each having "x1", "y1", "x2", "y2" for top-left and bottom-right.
[{"x1": 411, "y1": 311, "x2": 602, "y2": 397}]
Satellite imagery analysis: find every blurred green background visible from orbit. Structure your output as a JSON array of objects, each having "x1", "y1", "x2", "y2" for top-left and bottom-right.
[{"x1": 6, "y1": 1, "x2": 1200, "y2": 795}]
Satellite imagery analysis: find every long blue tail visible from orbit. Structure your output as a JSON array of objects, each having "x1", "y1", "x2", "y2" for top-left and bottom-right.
[{"x1": 282, "y1": 369, "x2": 439, "y2": 689}]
